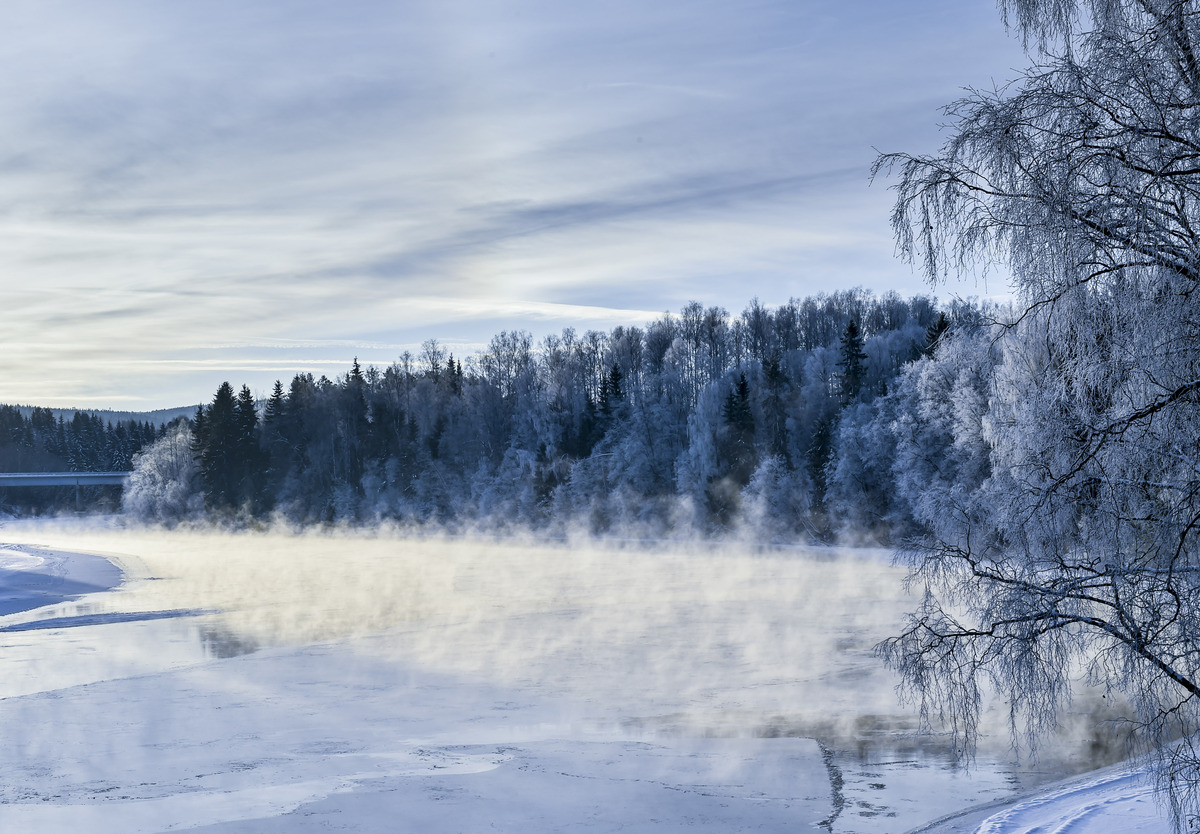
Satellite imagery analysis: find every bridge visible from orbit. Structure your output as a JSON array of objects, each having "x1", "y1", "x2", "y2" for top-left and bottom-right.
[
  {"x1": 0, "y1": 472, "x2": 132, "y2": 509},
  {"x1": 0, "y1": 472, "x2": 131, "y2": 487}
]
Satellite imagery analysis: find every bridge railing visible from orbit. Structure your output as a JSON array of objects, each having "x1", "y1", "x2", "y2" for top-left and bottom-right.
[{"x1": 0, "y1": 472, "x2": 131, "y2": 487}]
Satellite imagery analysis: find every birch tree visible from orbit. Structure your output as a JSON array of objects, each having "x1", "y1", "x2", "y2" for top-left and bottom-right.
[{"x1": 876, "y1": 1, "x2": 1200, "y2": 827}]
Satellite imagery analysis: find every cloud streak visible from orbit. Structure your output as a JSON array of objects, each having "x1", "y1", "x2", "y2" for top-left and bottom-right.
[{"x1": 0, "y1": 0, "x2": 1027, "y2": 408}]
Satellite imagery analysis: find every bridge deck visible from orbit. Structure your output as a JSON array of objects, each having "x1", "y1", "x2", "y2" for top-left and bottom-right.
[{"x1": 0, "y1": 472, "x2": 131, "y2": 487}]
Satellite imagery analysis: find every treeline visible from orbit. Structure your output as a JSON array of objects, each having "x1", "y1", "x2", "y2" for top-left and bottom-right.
[
  {"x1": 126, "y1": 289, "x2": 991, "y2": 540},
  {"x1": 0, "y1": 406, "x2": 164, "y2": 513}
]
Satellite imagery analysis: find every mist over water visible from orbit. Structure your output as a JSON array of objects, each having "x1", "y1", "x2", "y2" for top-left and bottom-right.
[
  {"x1": 0, "y1": 520, "x2": 1138, "y2": 829},
  {"x1": 3, "y1": 525, "x2": 906, "y2": 717}
]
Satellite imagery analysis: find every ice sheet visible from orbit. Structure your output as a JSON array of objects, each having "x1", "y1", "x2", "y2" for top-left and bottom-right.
[{"x1": 0, "y1": 520, "x2": 1175, "y2": 833}]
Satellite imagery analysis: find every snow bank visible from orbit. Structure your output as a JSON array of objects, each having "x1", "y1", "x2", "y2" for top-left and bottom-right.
[
  {"x1": 910, "y1": 764, "x2": 1170, "y2": 834},
  {"x1": 0, "y1": 542, "x2": 122, "y2": 616}
]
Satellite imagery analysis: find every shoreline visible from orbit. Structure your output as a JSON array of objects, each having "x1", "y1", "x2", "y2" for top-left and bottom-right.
[
  {"x1": 0, "y1": 543, "x2": 124, "y2": 617},
  {"x1": 903, "y1": 756, "x2": 1166, "y2": 834}
]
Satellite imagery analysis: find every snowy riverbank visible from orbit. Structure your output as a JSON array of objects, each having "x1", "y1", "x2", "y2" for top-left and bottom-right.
[
  {"x1": 0, "y1": 521, "x2": 1172, "y2": 832},
  {"x1": 908, "y1": 762, "x2": 1169, "y2": 834},
  {"x1": 0, "y1": 542, "x2": 122, "y2": 616}
]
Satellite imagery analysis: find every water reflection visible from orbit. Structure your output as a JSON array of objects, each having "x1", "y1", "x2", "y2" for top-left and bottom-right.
[
  {"x1": 197, "y1": 623, "x2": 258, "y2": 659},
  {"x1": 0, "y1": 608, "x2": 213, "y2": 700}
]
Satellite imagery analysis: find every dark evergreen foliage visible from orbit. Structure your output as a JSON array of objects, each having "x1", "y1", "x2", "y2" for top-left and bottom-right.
[
  {"x1": 195, "y1": 382, "x2": 239, "y2": 509},
  {"x1": 721, "y1": 373, "x2": 755, "y2": 486},
  {"x1": 837, "y1": 319, "x2": 868, "y2": 403},
  {"x1": 923, "y1": 311, "x2": 950, "y2": 357}
]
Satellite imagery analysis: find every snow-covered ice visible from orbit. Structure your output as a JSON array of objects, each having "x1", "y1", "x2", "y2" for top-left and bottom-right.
[
  {"x1": 0, "y1": 543, "x2": 121, "y2": 615},
  {"x1": 912, "y1": 764, "x2": 1171, "y2": 833},
  {"x1": 0, "y1": 521, "x2": 1175, "y2": 832}
]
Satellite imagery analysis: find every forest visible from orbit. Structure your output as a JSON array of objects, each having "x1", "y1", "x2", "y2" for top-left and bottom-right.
[{"x1": 119, "y1": 289, "x2": 990, "y2": 541}]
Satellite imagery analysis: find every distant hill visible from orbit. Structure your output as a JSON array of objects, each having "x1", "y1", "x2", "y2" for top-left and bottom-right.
[{"x1": 14, "y1": 405, "x2": 199, "y2": 427}]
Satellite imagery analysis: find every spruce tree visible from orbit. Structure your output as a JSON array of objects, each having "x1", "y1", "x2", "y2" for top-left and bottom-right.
[
  {"x1": 264, "y1": 380, "x2": 285, "y2": 425},
  {"x1": 721, "y1": 373, "x2": 756, "y2": 486},
  {"x1": 340, "y1": 361, "x2": 369, "y2": 490},
  {"x1": 598, "y1": 363, "x2": 624, "y2": 418},
  {"x1": 197, "y1": 382, "x2": 239, "y2": 509},
  {"x1": 446, "y1": 354, "x2": 463, "y2": 396},
  {"x1": 837, "y1": 319, "x2": 868, "y2": 403},
  {"x1": 607, "y1": 363, "x2": 623, "y2": 404},
  {"x1": 235, "y1": 385, "x2": 262, "y2": 508},
  {"x1": 260, "y1": 380, "x2": 289, "y2": 499},
  {"x1": 923, "y1": 311, "x2": 950, "y2": 357},
  {"x1": 762, "y1": 354, "x2": 790, "y2": 462}
]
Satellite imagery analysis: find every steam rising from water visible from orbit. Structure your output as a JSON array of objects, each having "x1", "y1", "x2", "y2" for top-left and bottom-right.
[{"x1": 0, "y1": 521, "x2": 1135, "y2": 773}]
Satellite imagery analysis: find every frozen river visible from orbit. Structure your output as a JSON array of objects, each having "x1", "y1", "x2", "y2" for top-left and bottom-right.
[{"x1": 0, "y1": 520, "x2": 1171, "y2": 832}]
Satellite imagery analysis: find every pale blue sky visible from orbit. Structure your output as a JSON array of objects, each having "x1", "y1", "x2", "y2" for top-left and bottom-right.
[{"x1": 0, "y1": 0, "x2": 1026, "y2": 408}]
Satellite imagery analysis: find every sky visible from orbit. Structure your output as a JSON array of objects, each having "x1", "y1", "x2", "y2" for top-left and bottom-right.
[{"x1": 0, "y1": 0, "x2": 1029, "y2": 410}]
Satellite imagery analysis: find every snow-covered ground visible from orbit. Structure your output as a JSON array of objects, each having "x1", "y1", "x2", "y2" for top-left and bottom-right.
[
  {"x1": 0, "y1": 520, "x2": 1173, "y2": 832},
  {"x1": 0, "y1": 543, "x2": 121, "y2": 616},
  {"x1": 912, "y1": 765, "x2": 1171, "y2": 833}
]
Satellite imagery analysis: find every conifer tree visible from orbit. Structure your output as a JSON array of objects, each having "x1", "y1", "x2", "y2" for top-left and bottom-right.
[
  {"x1": 761, "y1": 354, "x2": 790, "y2": 463},
  {"x1": 446, "y1": 354, "x2": 463, "y2": 396},
  {"x1": 196, "y1": 382, "x2": 239, "y2": 509},
  {"x1": 598, "y1": 363, "x2": 624, "y2": 417},
  {"x1": 837, "y1": 319, "x2": 868, "y2": 404},
  {"x1": 259, "y1": 380, "x2": 289, "y2": 499},
  {"x1": 264, "y1": 380, "x2": 285, "y2": 425},
  {"x1": 607, "y1": 363, "x2": 623, "y2": 404},
  {"x1": 340, "y1": 360, "x2": 370, "y2": 491},
  {"x1": 190, "y1": 405, "x2": 205, "y2": 458},
  {"x1": 235, "y1": 385, "x2": 262, "y2": 508},
  {"x1": 721, "y1": 372, "x2": 756, "y2": 486},
  {"x1": 922, "y1": 311, "x2": 950, "y2": 357}
]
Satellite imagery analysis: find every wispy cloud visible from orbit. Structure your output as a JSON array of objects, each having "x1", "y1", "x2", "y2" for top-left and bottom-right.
[{"x1": 0, "y1": 0, "x2": 1026, "y2": 408}]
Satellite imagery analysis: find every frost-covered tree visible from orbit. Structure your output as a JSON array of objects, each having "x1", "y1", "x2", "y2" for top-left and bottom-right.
[
  {"x1": 886, "y1": 325, "x2": 998, "y2": 533},
  {"x1": 876, "y1": 1, "x2": 1200, "y2": 826},
  {"x1": 676, "y1": 381, "x2": 728, "y2": 526},
  {"x1": 123, "y1": 421, "x2": 203, "y2": 524},
  {"x1": 825, "y1": 402, "x2": 896, "y2": 541},
  {"x1": 115, "y1": 292, "x2": 945, "y2": 537},
  {"x1": 740, "y1": 454, "x2": 812, "y2": 542}
]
